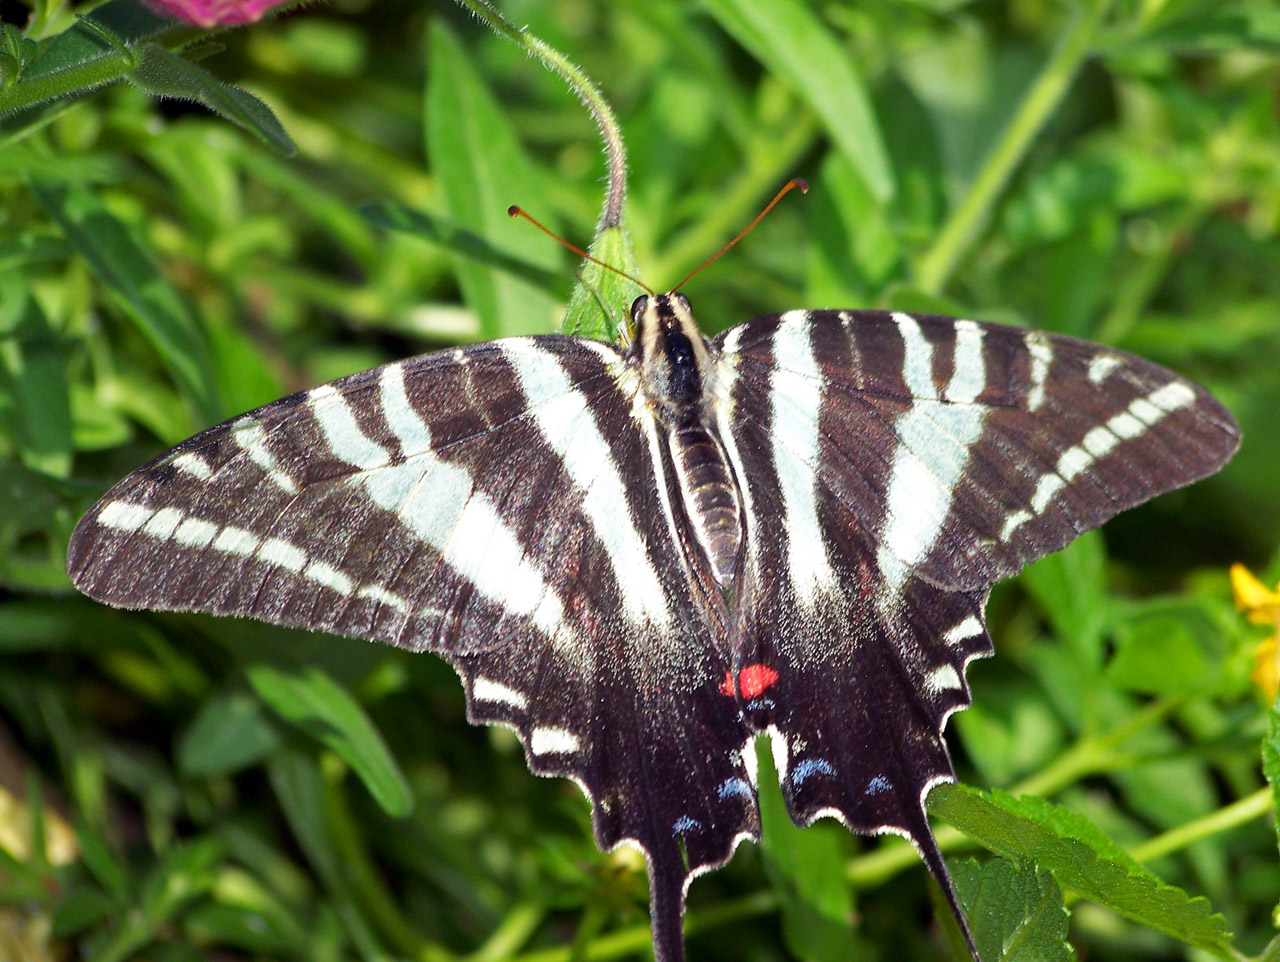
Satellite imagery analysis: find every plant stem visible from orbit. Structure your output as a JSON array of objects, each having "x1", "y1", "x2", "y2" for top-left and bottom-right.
[
  {"x1": 321, "y1": 758, "x2": 437, "y2": 961},
  {"x1": 452, "y1": 0, "x2": 627, "y2": 229},
  {"x1": 1129, "y1": 787, "x2": 1272, "y2": 864},
  {"x1": 914, "y1": 0, "x2": 1116, "y2": 295},
  {"x1": 0, "y1": 49, "x2": 135, "y2": 119}
]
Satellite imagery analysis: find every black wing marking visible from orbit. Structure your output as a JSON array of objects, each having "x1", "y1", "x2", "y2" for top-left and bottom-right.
[{"x1": 67, "y1": 335, "x2": 757, "y2": 962}]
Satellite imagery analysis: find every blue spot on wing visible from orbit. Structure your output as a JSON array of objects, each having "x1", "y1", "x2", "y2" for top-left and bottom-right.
[
  {"x1": 672, "y1": 815, "x2": 701, "y2": 835},
  {"x1": 717, "y1": 778, "x2": 752, "y2": 799},
  {"x1": 791, "y1": 758, "x2": 836, "y2": 786},
  {"x1": 866, "y1": 774, "x2": 892, "y2": 795}
]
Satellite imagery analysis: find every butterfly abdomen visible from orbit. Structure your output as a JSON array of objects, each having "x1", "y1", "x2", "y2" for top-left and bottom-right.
[{"x1": 670, "y1": 417, "x2": 742, "y2": 587}]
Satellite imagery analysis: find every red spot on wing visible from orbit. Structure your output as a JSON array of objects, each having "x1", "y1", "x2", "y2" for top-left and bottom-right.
[
  {"x1": 739, "y1": 664, "x2": 779, "y2": 699},
  {"x1": 720, "y1": 664, "x2": 780, "y2": 699}
]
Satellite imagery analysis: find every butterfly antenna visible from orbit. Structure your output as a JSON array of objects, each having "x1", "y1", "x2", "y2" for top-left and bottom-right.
[
  {"x1": 669, "y1": 177, "x2": 809, "y2": 293},
  {"x1": 508, "y1": 206, "x2": 653, "y2": 295}
]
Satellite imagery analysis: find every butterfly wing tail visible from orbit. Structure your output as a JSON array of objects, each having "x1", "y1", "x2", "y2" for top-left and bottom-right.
[{"x1": 903, "y1": 791, "x2": 981, "y2": 962}]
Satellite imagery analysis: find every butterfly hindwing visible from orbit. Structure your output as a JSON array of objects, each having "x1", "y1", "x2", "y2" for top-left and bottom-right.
[{"x1": 68, "y1": 335, "x2": 760, "y2": 962}]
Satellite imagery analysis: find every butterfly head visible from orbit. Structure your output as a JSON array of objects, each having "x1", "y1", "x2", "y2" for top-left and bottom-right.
[{"x1": 630, "y1": 292, "x2": 715, "y2": 422}]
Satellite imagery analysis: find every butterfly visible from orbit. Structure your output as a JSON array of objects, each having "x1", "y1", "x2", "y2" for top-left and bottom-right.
[{"x1": 67, "y1": 248, "x2": 1239, "y2": 960}]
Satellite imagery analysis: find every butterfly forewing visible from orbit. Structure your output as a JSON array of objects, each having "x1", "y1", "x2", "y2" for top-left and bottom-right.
[
  {"x1": 67, "y1": 335, "x2": 761, "y2": 962},
  {"x1": 720, "y1": 310, "x2": 1240, "y2": 593}
]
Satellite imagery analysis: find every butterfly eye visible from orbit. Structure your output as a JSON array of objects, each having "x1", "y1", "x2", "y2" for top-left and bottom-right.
[
  {"x1": 672, "y1": 293, "x2": 692, "y2": 312},
  {"x1": 630, "y1": 295, "x2": 650, "y2": 331}
]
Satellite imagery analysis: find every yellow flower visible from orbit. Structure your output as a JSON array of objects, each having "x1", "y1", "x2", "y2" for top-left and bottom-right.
[{"x1": 1231, "y1": 564, "x2": 1280, "y2": 701}]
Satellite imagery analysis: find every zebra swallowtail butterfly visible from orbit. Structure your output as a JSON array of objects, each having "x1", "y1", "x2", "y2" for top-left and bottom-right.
[{"x1": 68, "y1": 288, "x2": 1239, "y2": 960}]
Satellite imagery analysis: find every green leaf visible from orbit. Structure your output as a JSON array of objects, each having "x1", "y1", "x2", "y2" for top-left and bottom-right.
[
  {"x1": 0, "y1": 284, "x2": 72, "y2": 477},
  {"x1": 127, "y1": 44, "x2": 295, "y2": 156},
  {"x1": 1263, "y1": 698, "x2": 1280, "y2": 861},
  {"x1": 30, "y1": 181, "x2": 219, "y2": 421},
  {"x1": 757, "y1": 738, "x2": 859, "y2": 961},
  {"x1": 700, "y1": 0, "x2": 894, "y2": 202},
  {"x1": 248, "y1": 665, "x2": 412, "y2": 818},
  {"x1": 424, "y1": 21, "x2": 562, "y2": 339},
  {"x1": 952, "y1": 857, "x2": 1074, "y2": 962},
  {"x1": 930, "y1": 784, "x2": 1232, "y2": 953},
  {"x1": 95, "y1": 837, "x2": 224, "y2": 962},
  {"x1": 560, "y1": 224, "x2": 638, "y2": 341},
  {"x1": 177, "y1": 691, "x2": 283, "y2": 778},
  {"x1": 361, "y1": 201, "x2": 564, "y2": 292},
  {"x1": 1019, "y1": 531, "x2": 1109, "y2": 665},
  {"x1": 1107, "y1": 610, "x2": 1218, "y2": 695},
  {"x1": 267, "y1": 748, "x2": 342, "y2": 888},
  {"x1": 1134, "y1": 7, "x2": 1280, "y2": 53}
]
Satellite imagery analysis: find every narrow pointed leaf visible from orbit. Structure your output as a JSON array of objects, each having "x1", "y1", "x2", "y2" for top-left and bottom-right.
[
  {"x1": 31, "y1": 181, "x2": 219, "y2": 421},
  {"x1": 700, "y1": 0, "x2": 894, "y2": 201},
  {"x1": 248, "y1": 666, "x2": 411, "y2": 818},
  {"x1": 128, "y1": 44, "x2": 295, "y2": 155},
  {"x1": 424, "y1": 22, "x2": 561, "y2": 338}
]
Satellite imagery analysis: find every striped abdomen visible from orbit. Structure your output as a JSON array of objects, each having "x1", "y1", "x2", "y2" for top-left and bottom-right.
[{"x1": 670, "y1": 418, "x2": 742, "y2": 590}]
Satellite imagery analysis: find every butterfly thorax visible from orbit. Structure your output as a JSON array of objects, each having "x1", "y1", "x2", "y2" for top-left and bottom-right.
[{"x1": 631, "y1": 293, "x2": 743, "y2": 591}]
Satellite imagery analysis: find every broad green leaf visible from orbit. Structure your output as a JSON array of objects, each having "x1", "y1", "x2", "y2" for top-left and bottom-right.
[
  {"x1": 0, "y1": 285, "x2": 72, "y2": 476},
  {"x1": 127, "y1": 44, "x2": 295, "y2": 156},
  {"x1": 30, "y1": 181, "x2": 219, "y2": 421},
  {"x1": 361, "y1": 202, "x2": 563, "y2": 292},
  {"x1": 424, "y1": 21, "x2": 562, "y2": 339},
  {"x1": 952, "y1": 857, "x2": 1074, "y2": 962},
  {"x1": 177, "y1": 691, "x2": 283, "y2": 778},
  {"x1": 757, "y1": 738, "x2": 859, "y2": 961},
  {"x1": 561, "y1": 224, "x2": 638, "y2": 341},
  {"x1": 88, "y1": 0, "x2": 184, "y2": 46},
  {"x1": 1263, "y1": 698, "x2": 1280, "y2": 861},
  {"x1": 930, "y1": 784, "x2": 1232, "y2": 953},
  {"x1": 806, "y1": 151, "x2": 899, "y2": 305},
  {"x1": 1107, "y1": 610, "x2": 1219, "y2": 695},
  {"x1": 248, "y1": 665, "x2": 411, "y2": 818},
  {"x1": 700, "y1": 0, "x2": 894, "y2": 202},
  {"x1": 1019, "y1": 531, "x2": 1109, "y2": 667}
]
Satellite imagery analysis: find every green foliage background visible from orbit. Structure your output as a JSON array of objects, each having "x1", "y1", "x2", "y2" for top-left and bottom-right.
[{"x1": 1, "y1": 0, "x2": 1279, "y2": 959}]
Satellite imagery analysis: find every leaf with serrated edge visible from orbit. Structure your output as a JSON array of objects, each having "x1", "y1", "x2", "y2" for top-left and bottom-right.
[
  {"x1": 953, "y1": 857, "x2": 1074, "y2": 962},
  {"x1": 930, "y1": 784, "x2": 1231, "y2": 953},
  {"x1": 1263, "y1": 698, "x2": 1280, "y2": 861}
]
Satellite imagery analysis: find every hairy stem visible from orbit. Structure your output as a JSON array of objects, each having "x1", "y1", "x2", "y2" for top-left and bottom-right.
[{"x1": 452, "y1": 0, "x2": 627, "y2": 229}]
